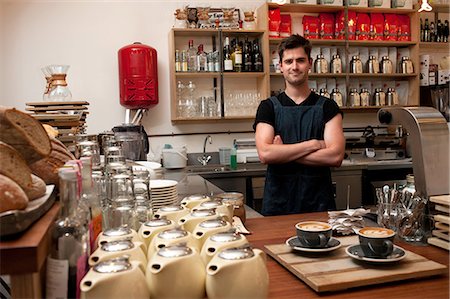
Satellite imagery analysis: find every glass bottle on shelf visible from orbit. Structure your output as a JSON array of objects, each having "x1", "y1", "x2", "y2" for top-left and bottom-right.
[
  {"x1": 436, "y1": 20, "x2": 442, "y2": 42},
  {"x1": 420, "y1": 18, "x2": 424, "y2": 42},
  {"x1": 223, "y1": 37, "x2": 233, "y2": 72},
  {"x1": 234, "y1": 39, "x2": 243, "y2": 72},
  {"x1": 424, "y1": 18, "x2": 430, "y2": 42},
  {"x1": 197, "y1": 44, "x2": 208, "y2": 72},
  {"x1": 177, "y1": 81, "x2": 186, "y2": 117},
  {"x1": 252, "y1": 38, "x2": 263, "y2": 72},
  {"x1": 187, "y1": 39, "x2": 197, "y2": 72},
  {"x1": 444, "y1": 20, "x2": 449, "y2": 43},
  {"x1": 185, "y1": 81, "x2": 197, "y2": 117},
  {"x1": 181, "y1": 50, "x2": 188, "y2": 72},
  {"x1": 46, "y1": 168, "x2": 89, "y2": 299},
  {"x1": 243, "y1": 38, "x2": 253, "y2": 72},
  {"x1": 175, "y1": 50, "x2": 181, "y2": 72},
  {"x1": 430, "y1": 22, "x2": 435, "y2": 42}
]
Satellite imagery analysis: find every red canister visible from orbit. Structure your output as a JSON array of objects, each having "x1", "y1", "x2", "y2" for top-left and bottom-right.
[{"x1": 118, "y1": 42, "x2": 158, "y2": 109}]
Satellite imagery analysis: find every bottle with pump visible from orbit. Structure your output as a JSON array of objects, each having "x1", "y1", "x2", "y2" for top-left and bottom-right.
[{"x1": 230, "y1": 145, "x2": 237, "y2": 170}]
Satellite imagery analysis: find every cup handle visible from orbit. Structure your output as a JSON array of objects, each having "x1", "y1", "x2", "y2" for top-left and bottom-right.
[
  {"x1": 318, "y1": 233, "x2": 328, "y2": 247},
  {"x1": 368, "y1": 240, "x2": 393, "y2": 256}
]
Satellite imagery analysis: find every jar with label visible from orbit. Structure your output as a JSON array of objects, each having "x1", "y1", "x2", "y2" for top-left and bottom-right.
[
  {"x1": 367, "y1": 55, "x2": 380, "y2": 73},
  {"x1": 386, "y1": 87, "x2": 399, "y2": 106},
  {"x1": 360, "y1": 88, "x2": 370, "y2": 106},
  {"x1": 330, "y1": 88, "x2": 343, "y2": 107},
  {"x1": 330, "y1": 54, "x2": 342, "y2": 74},
  {"x1": 400, "y1": 56, "x2": 414, "y2": 74},
  {"x1": 381, "y1": 56, "x2": 393, "y2": 74},
  {"x1": 349, "y1": 88, "x2": 361, "y2": 107},
  {"x1": 319, "y1": 88, "x2": 330, "y2": 98},
  {"x1": 373, "y1": 88, "x2": 386, "y2": 106},
  {"x1": 314, "y1": 54, "x2": 328, "y2": 73},
  {"x1": 350, "y1": 55, "x2": 363, "y2": 74}
]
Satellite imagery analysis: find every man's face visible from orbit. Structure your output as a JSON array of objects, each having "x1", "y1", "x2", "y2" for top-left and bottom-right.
[{"x1": 279, "y1": 47, "x2": 312, "y2": 87}]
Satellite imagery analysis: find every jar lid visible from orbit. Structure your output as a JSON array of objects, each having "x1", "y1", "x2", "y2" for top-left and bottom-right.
[{"x1": 218, "y1": 246, "x2": 254, "y2": 260}]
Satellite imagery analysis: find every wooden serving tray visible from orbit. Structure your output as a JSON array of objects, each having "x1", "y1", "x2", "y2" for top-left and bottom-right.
[
  {"x1": 264, "y1": 236, "x2": 447, "y2": 293},
  {"x1": 26, "y1": 100, "x2": 89, "y2": 106}
]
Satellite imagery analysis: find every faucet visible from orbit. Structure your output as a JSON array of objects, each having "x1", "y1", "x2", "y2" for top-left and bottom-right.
[{"x1": 198, "y1": 135, "x2": 212, "y2": 166}]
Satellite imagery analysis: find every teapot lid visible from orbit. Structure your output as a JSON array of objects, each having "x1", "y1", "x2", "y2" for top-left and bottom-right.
[
  {"x1": 143, "y1": 217, "x2": 172, "y2": 227},
  {"x1": 158, "y1": 244, "x2": 192, "y2": 257},
  {"x1": 191, "y1": 208, "x2": 216, "y2": 217},
  {"x1": 101, "y1": 239, "x2": 134, "y2": 252},
  {"x1": 102, "y1": 227, "x2": 133, "y2": 237},
  {"x1": 218, "y1": 246, "x2": 254, "y2": 260},
  {"x1": 94, "y1": 256, "x2": 131, "y2": 273},
  {"x1": 158, "y1": 228, "x2": 188, "y2": 239},
  {"x1": 159, "y1": 205, "x2": 184, "y2": 212},
  {"x1": 199, "y1": 218, "x2": 228, "y2": 229},
  {"x1": 199, "y1": 200, "x2": 222, "y2": 208},
  {"x1": 183, "y1": 194, "x2": 209, "y2": 201},
  {"x1": 210, "y1": 230, "x2": 242, "y2": 242}
]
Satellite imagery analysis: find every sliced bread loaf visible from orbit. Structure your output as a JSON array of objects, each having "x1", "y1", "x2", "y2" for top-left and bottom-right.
[
  {"x1": 0, "y1": 107, "x2": 51, "y2": 164},
  {"x1": 0, "y1": 174, "x2": 29, "y2": 213},
  {"x1": 0, "y1": 141, "x2": 32, "y2": 190}
]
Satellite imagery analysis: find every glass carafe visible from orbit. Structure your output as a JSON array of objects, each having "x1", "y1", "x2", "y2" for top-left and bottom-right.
[{"x1": 48, "y1": 64, "x2": 72, "y2": 101}]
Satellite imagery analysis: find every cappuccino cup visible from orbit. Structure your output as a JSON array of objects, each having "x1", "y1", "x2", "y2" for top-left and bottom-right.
[
  {"x1": 295, "y1": 221, "x2": 332, "y2": 248},
  {"x1": 358, "y1": 227, "x2": 395, "y2": 258}
]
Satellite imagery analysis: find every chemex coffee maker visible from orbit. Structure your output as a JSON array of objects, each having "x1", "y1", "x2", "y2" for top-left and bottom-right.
[{"x1": 41, "y1": 64, "x2": 72, "y2": 101}]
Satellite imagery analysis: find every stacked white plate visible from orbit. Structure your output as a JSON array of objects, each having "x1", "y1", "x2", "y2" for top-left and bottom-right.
[
  {"x1": 150, "y1": 179, "x2": 179, "y2": 211},
  {"x1": 134, "y1": 161, "x2": 164, "y2": 179}
]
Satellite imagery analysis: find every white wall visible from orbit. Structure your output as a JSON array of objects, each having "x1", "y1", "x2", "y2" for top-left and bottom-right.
[{"x1": 0, "y1": 0, "x2": 381, "y2": 157}]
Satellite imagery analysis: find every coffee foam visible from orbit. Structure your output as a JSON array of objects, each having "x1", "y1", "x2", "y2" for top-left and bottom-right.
[
  {"x1": 359, "y1": 227, "x2": 395, "y2": 238},
  {"x1": 297, "y1": 222, "x2": 331, "y2": 231}
]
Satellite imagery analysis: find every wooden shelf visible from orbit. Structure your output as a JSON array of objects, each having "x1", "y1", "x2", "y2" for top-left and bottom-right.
[
  {"x1": 270, "y1": 39, "x2": 416, "y2": 47},
  {"x1": 175, "y1": 72, "x2": 220, "y2": 78},
  {"x1": 268, "y1": 3, "x2": 344, "y2": 13},
  {"x1": 270, "y1": 73, "x2": 417, "y2": 79},
  {"x1": 419, "y1": 42, "x2": 450, "y2": 49},
  {"x1": 270, "y1": 37, "x2": 347, "y2": 46},
  {"x1": 223, "y1": 72, "x2": 265, "y2": 78},
  {"x1": 429, "y1": 3, "x2": 450, "y2": 13}
]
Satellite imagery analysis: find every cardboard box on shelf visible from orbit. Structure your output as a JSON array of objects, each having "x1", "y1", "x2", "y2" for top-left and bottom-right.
[
  {"x1": 369, "y1": 0, "x2": 390, "y2": 8},
  {"x1": 391, "y1": 0, "x2": 413, "y2": 9},
  {"x1": 438, "y1": 70, "x2": 450, "y2": 85}
]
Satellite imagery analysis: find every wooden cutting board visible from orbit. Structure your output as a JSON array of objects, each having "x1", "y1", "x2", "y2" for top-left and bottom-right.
[{"x1": 264, "y1": 236, "x2": 447, "y2": 293}]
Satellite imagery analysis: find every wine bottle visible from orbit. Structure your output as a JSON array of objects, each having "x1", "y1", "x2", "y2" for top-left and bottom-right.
[
  {"x1": 243, "y1": 38, "x2": 253, "y2": 72},
  {"x1": 234, "y1": 39, "x2": 243, "y2": 72},
  {"x1": 187, "y1": 39, "x2": 197, "y2": 72},
  {"x1": 223, "y1": 37, "x2": 233, "y2": 72},
  {"x1": 196, "y1": 44, "x2": 207, "y2": 72},
  {"x1": 252, "y1": 38, "x2": 263, "y2": 72}
]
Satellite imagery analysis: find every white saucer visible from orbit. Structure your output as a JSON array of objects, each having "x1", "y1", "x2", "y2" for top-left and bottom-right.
[
  {"x1": 286, "y1": 236, "x2": 341, "y2": 253},
  {"x1": 150, "y1": 179, "x2": 178, "y2": 189},
  {"x1": 345, "y1": 244, "x2": 407, "y2": 263},
  {"x1": 136, "y1": 161, "x2": 162, "y2": 170}
]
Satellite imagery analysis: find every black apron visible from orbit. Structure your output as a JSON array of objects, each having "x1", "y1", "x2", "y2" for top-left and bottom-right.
[{"x1": 261, "y1": 96, "x2": 336, "y2": 216}]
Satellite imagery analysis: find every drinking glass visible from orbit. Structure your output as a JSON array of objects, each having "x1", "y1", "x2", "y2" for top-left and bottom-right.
[{"x1": 76, "y1": 134, "x2": 101, "y2": 169}]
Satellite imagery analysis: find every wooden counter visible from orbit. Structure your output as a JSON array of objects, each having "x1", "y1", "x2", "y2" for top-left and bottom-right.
[{"x1": 245, "y1": 213, "x2": 449, "y2": 299}]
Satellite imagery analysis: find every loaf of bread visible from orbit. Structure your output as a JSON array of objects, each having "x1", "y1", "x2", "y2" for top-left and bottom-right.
[
  {"x1": 0, "y1": 174, "x2": 29, "y2": 213},
  {"x1": 0, "y1": 141, "x2": 33, "y2": 190},
  {"x1": 29, "y1": 138, "x2": 74, "y2": 186},
  {"x1": 23, "y1": 174, "x2": 47, "y2": 201},
  {"x1": 0, "y1": 107, "x2": 51, "y2": 164}
]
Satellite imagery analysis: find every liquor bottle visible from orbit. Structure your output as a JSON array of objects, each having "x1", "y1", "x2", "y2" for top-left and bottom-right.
[
  {"x1": 252, "y1": 38, "x2": 263, "y2": 72},
  {"x1": 196, "y1": 44, "x2": 208, "y2": 72},
  {"x1": 436, "y1": 19, "x2": 442, "y2": 42},
  {"x1": 223, "y1": 37, "x2": 233, "y2": 72},
  {"x1": 420, "y1": 18, "x2": 424, "y2": 42},
  {"x1": 424, "y1": 18, "x2": 430, "y2": 42},
  {"x1": 187, "y1": 39, "x2": 198, "y2": 72},
  {"x1": 430, "y1": 22, "x2": 435, "y2": 42},
  {"x1": 444, "y1": 20, "x2": 449, "y2": 43},
  {"x1": 230, "y1": 38, "x2": 236, "y2": 69},
  {"x1": 234, "y1": 39, "x2": 243, "y2": 72},
  {"x1": 46, "y1": 168, "x2": 89, "y2": 299},
  {"x1": 243, "y1": 38, "x2": 253, "y2": 72},
  {"x1": 181, "y1": 50, "x2": 188, "y2": 72},
  {"x1": 175, "y1": 49, "x2": 181, "y2": 72}
]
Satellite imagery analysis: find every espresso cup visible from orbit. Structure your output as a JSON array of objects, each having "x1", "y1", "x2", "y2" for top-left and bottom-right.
[
  {"x1": 295, "y1": 221, "x2": 332, "y2": 248},
  {"x1": 358, "y1": 227, "x2": 395, "y2": 258}
]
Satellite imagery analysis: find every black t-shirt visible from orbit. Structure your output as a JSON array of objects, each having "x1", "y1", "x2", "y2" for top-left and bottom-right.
[{"x1": 253, "y1": 92, "x2": 342, "y2": 131}]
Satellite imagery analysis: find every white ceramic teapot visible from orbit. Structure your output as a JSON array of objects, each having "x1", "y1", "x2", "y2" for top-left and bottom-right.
[
  {"x1": 147, "y1": 227, "x2": 200, "y2": 258},
  {"x1": 146, "y1": 244, "x2": 206, "y2": 299},
  {"x1": 206, "y1": 246, "x2": 269, "y2": 299},
  {"x1": 180, "y1": 194, "x2": 211, "y2": 209},
  {"x1": 192, "y1": 217, "x2": 232, "y2": 248},
  {"x1": 192, "y1": 199, "x2": 234, "y2": 222},
  {"x1": 80, "y1": 256, "x2": 149, "y2": 299},
  {"x1": 88, "y1": 239, "x2": 147, "y2": 270},
  {"x1": 178, "y1": 208, "x2": 218, "y2": 232},
  {"x1": 96, "y1": 227, "x2": 142, "y2": 251},
  {"x1": 153, "y1": 205, "x2": 190, "y2": 223},
  {"x1": 200, "y1": 229, "x2": 249, "y2": 265},
  {"x1": 138, "y1": 217, "x2": 176, "y2": 248}
]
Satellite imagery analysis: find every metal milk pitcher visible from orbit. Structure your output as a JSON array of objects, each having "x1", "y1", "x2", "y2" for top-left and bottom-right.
[
  {"x1": 360, "y1": 88, "x2": 371, "y2": 107},
  {"x1": 349, "y1": 88, "x2": 361, "y2": 107},
  {"x1": 381, "y1": 56, "x2": 393, "y2": 74},
  {"x1": 386, "y1": 88, "x2": 399, "y2": 106},
  {"x1": 330, "y1": 54, "x2": 342, "y2": 74},
  {"x1": 400, "y1": 56, "x2": 414, "y2": 74},
  {"x1": 373, "y1": 88, "x2": 386, "y2": 106},
  {"x1": 319, "y1": 88, "x2": 330, "y2": 98}
]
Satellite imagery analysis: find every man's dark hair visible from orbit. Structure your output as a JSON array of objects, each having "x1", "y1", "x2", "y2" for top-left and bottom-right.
[{"x1": 278, "y1": 34, "x2": 312, "y2": 62}]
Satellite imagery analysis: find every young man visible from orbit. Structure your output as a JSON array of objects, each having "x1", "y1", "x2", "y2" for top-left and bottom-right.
[{"x1": 253, "y1": 34, "x2": 345, "y2": 216}]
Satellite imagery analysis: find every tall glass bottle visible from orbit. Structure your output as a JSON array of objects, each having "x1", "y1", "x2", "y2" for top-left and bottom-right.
[
  {"x1": 424, "y1": 18, "x2": 430, "y2": 42},
  {"x1": 196, "y1": 44, "x2": 208, "y2": 72},
  {"x1": 187, "y1": 39, "x2": 198, "y2": 72},
  {"x1": 252, "y1": 38, "x2": 263, "y2": 72},
  {"x1": 223, "y1": 37, "x2": 233, "y2": 72},
  {"x1": 46, "y1": 168, "x2": 88, "y2": 299},
  {"x1": 234, "y1": 39, "x2": 243, "y2": 72},
  {"x1": 243, "y1": 38, "x2": 253, "y2": 72}
]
